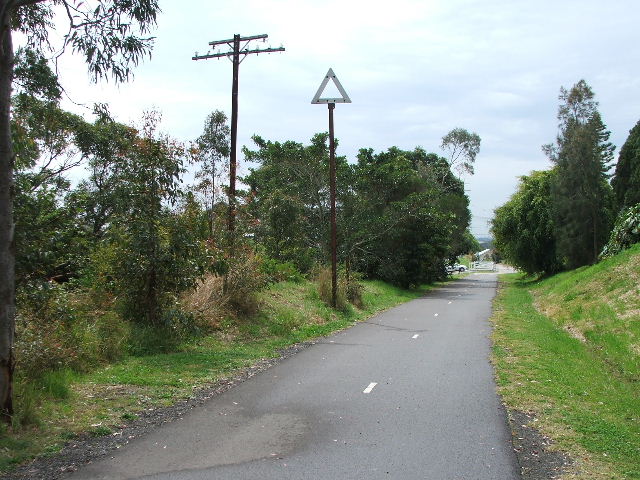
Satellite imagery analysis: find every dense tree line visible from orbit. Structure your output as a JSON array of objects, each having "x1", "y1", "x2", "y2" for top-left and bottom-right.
[
  {"x1": 244, "y1": 138, "x2": 476, "y2": 287},
  {"x1": 492, "y1": 80, "x2": 639, "y2": 275},
  {"x1": 1, "y1": 0, "x2": 161, "y2": 423}
]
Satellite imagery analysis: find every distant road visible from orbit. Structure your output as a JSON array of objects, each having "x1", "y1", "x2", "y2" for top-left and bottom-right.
[{"x1": 69, "y1": 273, "x2": 520, "y2": 480}]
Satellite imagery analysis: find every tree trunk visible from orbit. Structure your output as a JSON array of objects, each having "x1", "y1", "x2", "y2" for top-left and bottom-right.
[
  {"x1": 592, "y1": 211, "x2": 598, "y2": 264},
  {"x1": 210, "y1": 165, "x2": 215, "y2": 238},
  {"x1": 0, "y1": 6, "x2": 15, "y2": 424}
]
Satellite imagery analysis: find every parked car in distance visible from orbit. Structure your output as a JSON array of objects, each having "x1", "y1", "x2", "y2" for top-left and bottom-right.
[{"x1": 446, "y1": 263, "x2": 467, "y2": 274}]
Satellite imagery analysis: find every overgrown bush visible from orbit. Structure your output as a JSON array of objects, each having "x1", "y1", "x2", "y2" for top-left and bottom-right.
[
  {"x1": 343, "y1": 271, "x2": 364, "y2": 308},
  {"x1": 600, "y1": 203, "x2": 640, "y2": 258},
  {"x1": 225, "y1": 248, "x2": 268, "y2": 315},
  {"x1": 126, "y1": 307, "x2": 202, "y2": 356},
  {"x1": 15, "y1": 282, "x2": 130, "y2": 378},
  {"x1": 259, "y1": 256, "x2": 304, "y2": 284},
  {"x1": 14, "y1": 282, "x2": 131, "y2": 428},
  {"x1": 182, "y1": 246, "x2": 268, "y2": 322},
  {"x1": 317, "y1": 267, "x2": 364, "y2": 311}
]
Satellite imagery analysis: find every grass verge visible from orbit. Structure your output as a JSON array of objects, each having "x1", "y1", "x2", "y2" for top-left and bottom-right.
[
  {"x1": 0, "y1": 278, "x2": 427, "y2": 474},
  {"x1": 491, "y1": 246, "x2": 640, "y2": 479}
]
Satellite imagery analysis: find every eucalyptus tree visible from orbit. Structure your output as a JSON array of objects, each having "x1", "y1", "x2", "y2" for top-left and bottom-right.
[
  {"x1": 99, "y1": 111, "x2": 206, "y2": 327},
  {"x1": 0, "y1": 0, "x2": 159, "y2": 422},
  {"x1": 193, "y1": 110, "x2": 230, "y2": 237},
  {"x1": 440, "y1": 127, "x2": 481, "y2": 176}
]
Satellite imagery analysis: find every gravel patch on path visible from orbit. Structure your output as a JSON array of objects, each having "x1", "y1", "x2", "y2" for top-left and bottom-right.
[{"x1": 508, "y1": 410, "x2": 573, "y2": 479}]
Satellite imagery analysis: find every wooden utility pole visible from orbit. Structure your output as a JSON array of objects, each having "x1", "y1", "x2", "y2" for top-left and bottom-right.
[{"x1": 192, "y1": 34, "x2": 284, "y2": 234}]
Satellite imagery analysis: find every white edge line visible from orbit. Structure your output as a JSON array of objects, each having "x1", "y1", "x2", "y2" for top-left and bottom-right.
[{"x1": 363, "y1": 382, "x2": 377, "y2": 394}]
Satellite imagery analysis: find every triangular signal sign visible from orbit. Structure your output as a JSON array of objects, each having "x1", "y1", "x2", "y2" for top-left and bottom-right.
[{"x1": 311, "y1": 68, "x2": 351, "y2": 104}]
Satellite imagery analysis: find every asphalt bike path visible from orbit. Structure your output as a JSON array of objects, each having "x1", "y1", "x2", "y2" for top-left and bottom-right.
[{"x1": 69, "y1": 273, "x2": 520, "y2": 480}]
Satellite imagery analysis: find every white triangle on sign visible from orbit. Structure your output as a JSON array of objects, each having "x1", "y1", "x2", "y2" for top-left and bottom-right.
[{"x1": 311, "y1": 68, "x2": 351, "y2": 104}]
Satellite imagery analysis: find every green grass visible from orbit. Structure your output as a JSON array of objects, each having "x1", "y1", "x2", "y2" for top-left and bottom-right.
[
  {"x1": 0, "y1": 277, "x2": 427, "y2": 473},
  {"x1": 491, "y1": 245, "x2": 640, "y2": 479}
]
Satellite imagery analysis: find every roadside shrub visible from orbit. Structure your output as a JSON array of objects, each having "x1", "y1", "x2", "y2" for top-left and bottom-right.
[
  {"x1": 15, "y1": 282, "x2": 130, "y2": 377},
  {"x1": 180, "y1": 274, "x2": 226, "y2": 330},
  {"x1": 181, "y1": 246, "x2": 268, "y2": 321},
  {"x1": 267, "y1": 307, "x2": 304, "y2": 337},
  {"x1": 343, "y1": 271, "x2": 364, "y2": 309},
  {"x1": 37, "y1": 369, "x2": 74, "y2": 399},
  {"x1": 259, "y1": 257, "x2": 304, "y2": 284},
  {"x1": 125, "y1": 306, "x2": 203, "y2": 356},
  {"x1": 127, "y1": 324, "x2": 180, "y2": 355},
  {"x1": 10, "y1": 369, "x2": 76, "y2": 430},
  {"x1": 317, "y1": 267, "x2": 348, "y2": 311},
  {"x1": 88, "y1": 209, "x2": 209, "y2": 327},
  {"x1": 11, "y1": 381, "x2": 41, "y2": 429},
  {"x1": 225, "y1": 248, "x2": 267, "y2": 315},
  {"x1": 600, "y1": 203, "x2": 640, "y2": 258}
]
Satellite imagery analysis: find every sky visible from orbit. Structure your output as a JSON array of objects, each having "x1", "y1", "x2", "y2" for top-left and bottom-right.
[{"x1": 47, "y1": 0, "x2": 640, "y2": 237}]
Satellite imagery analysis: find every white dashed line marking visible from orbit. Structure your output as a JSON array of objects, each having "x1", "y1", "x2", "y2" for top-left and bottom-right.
[
  {"x1": 412, "y1": 334, "x2": 419, "y2": 339},
  {"x1": 363, "y1": 382, "x2": 377, "y2": 394},
  {"x1": 434, "y1": 313, "x2": 439, "y2": 317},
  {"x1": 448, "y1": 301, "x2": 452, "y2": 304}
]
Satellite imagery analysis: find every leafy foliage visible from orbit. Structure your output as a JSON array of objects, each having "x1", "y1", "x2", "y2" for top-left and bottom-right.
[
  {"x1": 600, "y1": 203, "x2": 640, "y2": 258},
  {"x1": 13, "y1": 48, "x2": 61, "y2": 101},
  {"x1": 611, "y1": 119, "x2": 640, "y2": 211},
  {"x1": 12, "y1": 0, "x2": 160, "y2": 83},
  {"x1": 492, "y1": 170, "x2": 562, "y2": 275},
  {"x1": 15, "y1": 282, "x2": 129, "y2": 378},
  {"x1": 348, "y1": 147, "x2": 470, "y2": 287},
  {"x1": 244, "y1": 133, "x2": 336, "y2": 271},
  {"x1": 92, "y1": 112, "x2": 206, "y2": 326},
  {"x1": 245, "y1": 137, "x2": 474, "y2": 288}
]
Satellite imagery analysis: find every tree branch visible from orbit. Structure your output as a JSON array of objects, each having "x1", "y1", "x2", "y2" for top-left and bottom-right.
[{"x1": 13, "y1": 0, "x2": 44, "y2": 9}]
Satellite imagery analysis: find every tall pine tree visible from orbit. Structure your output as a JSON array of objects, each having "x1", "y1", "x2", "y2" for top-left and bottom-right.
[{"x1": 544, "y1": 80, "x2": 615, "y2": 269}]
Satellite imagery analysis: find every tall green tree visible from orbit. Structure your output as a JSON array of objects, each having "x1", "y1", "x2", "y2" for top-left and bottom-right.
[
  {"x1": 348, "y1": 147, "x2": 470, "y2": 286},
  {"x1": 193, "y1": 110, "x2": 230, "y2": 237},
  {"x1": 95, "y1": 112, "x2": 206, "y2": 326},
  {"x1": 68, "y1": 110, "x2": 139, "y2": 240},
  {"x1": 11, "y1": 50, "x2": 89, "y2": 284},
  {"x1": 492, "y1": 170, "x2": 561, "y2": 275},
  {"x1": 544, "y1": 80, "x2": 615, "y2": 269},
  {"x1": 611, "y1": 119, "x2": 640, "y2": 211},
  {"x1": 0, "y1": 0, "x2": 159, "y2": 422},
  {"x1": 243, "y1": 133, "x2": 338, "y2": 271}
]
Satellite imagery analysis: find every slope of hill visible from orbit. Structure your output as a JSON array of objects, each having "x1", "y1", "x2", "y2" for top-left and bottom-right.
[{"x1": 491, "y1": 243, "x2": 640, "y2": 479}]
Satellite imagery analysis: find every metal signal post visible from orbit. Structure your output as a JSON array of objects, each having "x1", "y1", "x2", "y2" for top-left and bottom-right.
[
  {"x1": 312, "y1": 69, "x2": 351, "y2": 308},
  {"x1": 193, "y1": 34, "x2": 285, "y2": 233},
  {"x1": 328, "y1": 102, "x2": 337, "y2": 308}
]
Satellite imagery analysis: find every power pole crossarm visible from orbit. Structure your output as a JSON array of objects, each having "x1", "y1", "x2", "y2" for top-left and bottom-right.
[
  {"x1": 192, "y1": 33, "x2": 285, "y2": 235},
  {"x1": 207, "y1": 34, "x2": 268, "y2": 46},
  {"x1": 192, "y1": 46, "x2": 285, "y2": 62}
]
